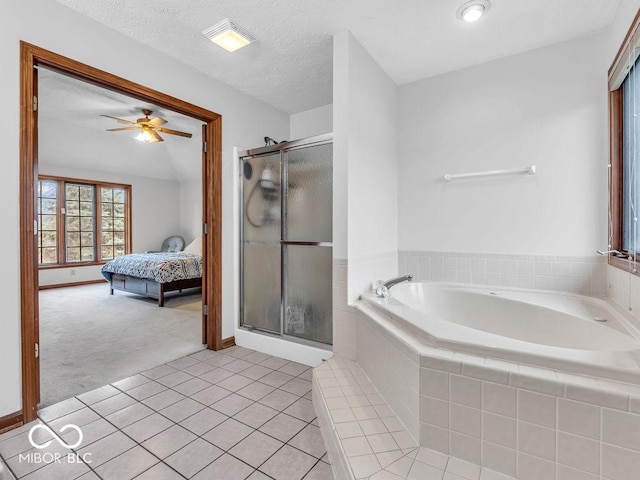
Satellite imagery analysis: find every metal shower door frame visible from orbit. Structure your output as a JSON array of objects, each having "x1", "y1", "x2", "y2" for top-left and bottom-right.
[{"x1": 238, "y1": 133, "x2": 333, "y2": 347}]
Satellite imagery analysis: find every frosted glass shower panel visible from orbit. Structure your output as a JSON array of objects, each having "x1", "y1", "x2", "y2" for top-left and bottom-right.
[
  {"x1": 242, "y1": 153, "x2": 281, "y2": 243},
  {"x1": 242, "y1": 244, "x2": 281, "y2": 333},
  {"x1": 285, "y1": 143, "x2": 333, "y2": 243},
  {"x1": 284, "y1": 245, "x2": 332, "y2": 344}
]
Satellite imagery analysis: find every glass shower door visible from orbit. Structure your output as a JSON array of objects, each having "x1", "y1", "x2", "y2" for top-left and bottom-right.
[
  {"x1": 239, "y1": 135, "x2": 333, "y2": 347},
  {"x1": 241, "y1": 152, "x2": 281, "y2": 334},
  {"x1": 283, "y1": 143, "x2": 333, "y2": 344}
]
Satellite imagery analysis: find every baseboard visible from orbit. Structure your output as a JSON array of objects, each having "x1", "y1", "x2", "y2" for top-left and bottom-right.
[
  {"x1": 222, "y1": 336, "x2": 236, "y2": 348},
  {"x1": 39, "y1": 279, "x2": 106, "y2": 290},
  {"x1": 0, "y1": 411, "x2": 23, "y2": 434}
]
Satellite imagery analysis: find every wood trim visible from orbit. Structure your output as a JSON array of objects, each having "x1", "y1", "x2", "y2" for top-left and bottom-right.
[
  {"x1": 39, "y1": 261, "x2": 108, "y2": 270},
  {"x1": 608, "y1": 15, "x2": 640, "y2": 277},
  {"x1": 0, "y1": 411, "x2": 24, "y2": 435},
  {"x1": 221, "y1": 336, "x2": 236, "y2": 349},
  {"x1": 38, "y1": 174, "x2": 132, "y2": 190},
  {"x1": 609, "y1": 88, "x2": 623, "y2": 256},
  {"x1": 24, "y1": 43, "x2": 220, "y2": 122},
  {"x1": 125, "y1": 184, "x2": 133, "y2": 254},
  {"x1": 609, "y1": 255, "x2": 639, "y2": 273},
  {"x1": 37, "y1": 175, "x2": 133, "y2": 265},
  {"x1": 39, "y1": 279, "x2": 106, "y2": 290},
  {"x1": 21, "y1": 41, "x2": 40, "y2": 423},
  {"x1": 609, "y1": 8, "x2": 640, "y2": 77},
  {"x1": 201, "y1": 124, "x2": 208, "y2": 346},
  {"x1": 20, "y1": 41, "x2": 223, "y2": 422},
  {"x1": 206, "y1": 116, "x2": 223, "y2": 351}
]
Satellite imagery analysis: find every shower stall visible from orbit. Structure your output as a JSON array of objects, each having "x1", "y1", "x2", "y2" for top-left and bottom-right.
[{"x1": 238, "y1": 134, "x2": 333, "y2": 349}]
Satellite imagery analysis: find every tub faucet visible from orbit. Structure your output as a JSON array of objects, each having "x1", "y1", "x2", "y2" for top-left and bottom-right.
[{"x1": 375, "y1": 275, "x2": 413, "y2": 298}]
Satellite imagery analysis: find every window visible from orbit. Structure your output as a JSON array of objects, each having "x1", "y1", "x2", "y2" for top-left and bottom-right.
[
  {"x1": 609, "y1": 10, "x2": 640, "y2": 271},
  {"x1": 37, "y1": 175, "x2": 131, "y2": 267}
]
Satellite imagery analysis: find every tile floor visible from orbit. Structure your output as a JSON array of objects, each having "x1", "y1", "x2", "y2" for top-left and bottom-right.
[{"x1": 0, "y1": 346, "x2": 334, "y2": 480}]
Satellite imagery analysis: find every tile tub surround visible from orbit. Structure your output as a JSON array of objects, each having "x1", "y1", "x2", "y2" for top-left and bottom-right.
[
  {"x1": 0, "y1": 346, "x2": 333, "y2": 480},
  {"x1": 353, "y1": 302, "x2": 640, "y2": 480},
  {"x1": 313, "y1": 356, "x2": 518, "y2": 480},
  {"x1": 334, "y1": 258, "x2": 357, "y2": 360},
  {"x1": 333, "y1": 254, "x2": 399, "y2": 361},
  {"x1": 399, "y1": 251, "x2": 607, "y2": 296}
]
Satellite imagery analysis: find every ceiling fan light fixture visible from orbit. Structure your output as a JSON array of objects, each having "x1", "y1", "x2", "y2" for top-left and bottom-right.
[
  {"x1": 456, "y1": 0, "x2": 491, "y2": 22},
  {"x1": 203, "y1": 18, "x2": 256, "y2": 52},
  {"x1": 136, "y1": 127, "x2": 159, "y2": 143}
]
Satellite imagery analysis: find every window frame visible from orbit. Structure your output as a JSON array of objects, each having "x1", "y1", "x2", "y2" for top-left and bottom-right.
[
  {"x1": 609, "y1": 9, "x2": 640, "y2": 273},
  {"x1": 37, "y1": 174, "x2": 132, "y2": 269}
]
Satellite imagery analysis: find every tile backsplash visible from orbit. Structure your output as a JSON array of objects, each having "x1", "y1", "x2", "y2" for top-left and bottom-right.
[{"x1": 398, "y1": 251, "x2": 608, "y2": 296}]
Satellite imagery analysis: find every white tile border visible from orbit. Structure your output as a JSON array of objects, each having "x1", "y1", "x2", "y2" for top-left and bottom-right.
[{"x1": 400, "y1": 251, "x2": 607, "y2": 296}]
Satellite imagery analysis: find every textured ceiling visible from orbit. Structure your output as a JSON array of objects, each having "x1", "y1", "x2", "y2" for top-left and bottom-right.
[
  {"x1": 55, "y1": 0, "x2": 620, "y2": 114},
  {"x1": 39, "y1": 68, "x2": 203, "y2": 181}
]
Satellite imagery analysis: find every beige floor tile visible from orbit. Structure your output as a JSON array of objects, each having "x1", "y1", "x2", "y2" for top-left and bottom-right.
[
  {"x1": 94, "y1": 446, "x2": 158, "y2": 480},
  {"x1": 165, "y1": 438, "x2": 223, "y2": 478},
  {"x1": 260, "y1": 444, "x2": 317, "y2": 480},
  {"x1": 288, "y1": 424, "x2": 327, "y2": 458},
  {"x1": 179, "y1": 407, "x2": 228, "y2": 435},
  {"x1": 229, "y1": 431, "x2": 284, "y2": 468},
  {"x1": 203, "y1": 418, "x2": 254, "y2": 451},
  {"x1": 192, "y1": 453, "x2": 255, "y2": 480},
  {"x1": 259, "y1": 413, "x2": 307, "y2": 443},
  {"x1": 142, "y1": 425, "x2": 197, "y2": 459}
]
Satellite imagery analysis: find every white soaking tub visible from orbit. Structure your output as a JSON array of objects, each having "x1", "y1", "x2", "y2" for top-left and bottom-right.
[{"x1": 361, "y1": 282, "x2": 640, "y2": 383}]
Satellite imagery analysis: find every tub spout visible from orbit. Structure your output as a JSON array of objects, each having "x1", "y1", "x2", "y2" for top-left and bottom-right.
[{"x1": 375, "y1": 275, "x2": 413, "y2": 298}]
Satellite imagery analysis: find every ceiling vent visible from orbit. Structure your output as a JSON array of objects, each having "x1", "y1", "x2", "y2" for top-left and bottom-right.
[{"x1": 203, "y1": 19, "x2": 256, "y2": 52}]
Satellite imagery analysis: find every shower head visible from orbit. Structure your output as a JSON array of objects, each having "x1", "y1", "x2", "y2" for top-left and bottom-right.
[
  {"x1": 243, "y1": 162, "x2": 253, "y2": 180},
  {"x1": 264, "y1": 136, "x2": 285, "y2": 146}
]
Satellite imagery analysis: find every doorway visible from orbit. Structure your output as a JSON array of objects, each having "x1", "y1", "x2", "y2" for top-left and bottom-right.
[{"x1": 19, "y1": 42, "x2": 223, "y2": 423}]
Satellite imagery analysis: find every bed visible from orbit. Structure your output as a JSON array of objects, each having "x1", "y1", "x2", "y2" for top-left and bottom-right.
[{"x1": 101, "y1": 252, "x2": 202, "y2": 306}]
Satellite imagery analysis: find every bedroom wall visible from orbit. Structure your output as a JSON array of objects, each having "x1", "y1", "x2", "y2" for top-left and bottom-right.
[
  {"x1": 179, "y1": 179, "x2": 203, "y2": 246},
  {"x1": 0, "y1": 0, "x2": 289, "y2": 418},
  {"x1": 37, "y1": 164, "x2": 182, "y2": 287}
]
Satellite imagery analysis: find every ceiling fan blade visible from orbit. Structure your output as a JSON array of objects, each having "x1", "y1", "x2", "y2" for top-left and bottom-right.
[
  {"x1": 106, "y1": 127, "x2": 140, "y2": 132},
  {"x1": 156, "y1": 127, "x2": 193, "y2": 138},
  {"x1": 100, "y1": 114, "x2": 135, "y2": 124},
  {"x1": 148, "y1": 117, "x2": 168, "y2": 127},
  {"x1": 150, "y1": 130, "x2": 164, "y2": 142}
]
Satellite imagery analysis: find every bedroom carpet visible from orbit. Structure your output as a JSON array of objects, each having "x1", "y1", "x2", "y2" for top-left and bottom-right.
[{"x1": 38, "y1": 283, "x2": 204, "y2": 407}]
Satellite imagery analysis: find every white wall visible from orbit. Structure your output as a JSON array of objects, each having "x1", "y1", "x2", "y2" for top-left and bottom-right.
[
  {"x1": 398, "y1": 32, "x2": 609, "y2": 257},
  {"x1": 343, "y1": 33, "x2": 399, "y2": 298},
  {"x1": 178, "y1": 179, "x2": 202, "y2": 245},
  {"x1": 332, "y1": 32, "x2": 398, "y2": 358},
  {"x1": 0, "y1": 0, "x2": 289, "y2": 417},
  {"x1": 290, "y1": 104, "x2": 333, "y2": 140},
  {"x1": 37, "y1": 164, "x2": 182, "y2": 287}
]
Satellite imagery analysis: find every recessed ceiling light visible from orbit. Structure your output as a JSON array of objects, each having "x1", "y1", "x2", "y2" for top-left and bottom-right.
[
  {"x1": 456, "y1": 0, "x2": 491, "y2": 23},
  {"x1": 203, "y1": 18, "x2": 256, "y2": 52}
]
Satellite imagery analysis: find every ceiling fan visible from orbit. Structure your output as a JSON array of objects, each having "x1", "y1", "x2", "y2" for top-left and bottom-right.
[{"x1": 101, "y1": 108, "x2": 193, "y2": 143}]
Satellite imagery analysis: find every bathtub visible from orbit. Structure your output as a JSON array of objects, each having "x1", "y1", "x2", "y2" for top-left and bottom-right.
[{"x1": 360, "y1": 282, "x2": 640, "y2": 384}]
